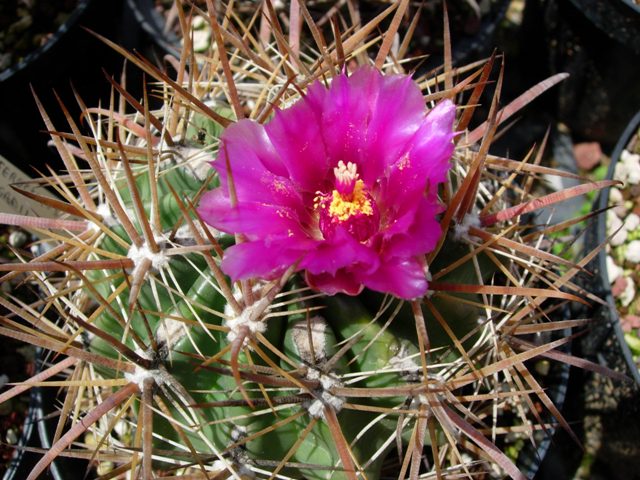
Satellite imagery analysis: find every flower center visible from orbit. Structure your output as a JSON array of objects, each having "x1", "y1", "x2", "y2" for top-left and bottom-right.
[{"x1": 314, "y1": 161, "x2": 379, "y2": 241}]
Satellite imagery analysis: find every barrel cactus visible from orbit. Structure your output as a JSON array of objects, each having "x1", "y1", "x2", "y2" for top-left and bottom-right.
[{"x1": 0, "y1": 2, "x2": 619, "y2": 479}]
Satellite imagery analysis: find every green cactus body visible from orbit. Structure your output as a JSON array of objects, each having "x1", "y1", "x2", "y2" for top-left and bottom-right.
[
  {"x1": 88, "y1": 232, "x2": 446, "y2": 480},
  {"x1": 323, "y1": 296, "x2": 419, "y2": 470},
  {"x1": 82, "y1": 103, "x2": 503, "y2": 479},
  {"x1": 248, "y1": 295, "x2": 420, "y2": 480},
  {"x1": 359, "y1": 239, "x2": 499, "y2": 364},
  {"x1": 277, "y1": 306, "x2": 352, "y2": 479}
]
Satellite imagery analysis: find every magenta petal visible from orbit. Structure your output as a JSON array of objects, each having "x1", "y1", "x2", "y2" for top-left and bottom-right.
[
  {"x1": 316, "y1": 72, "x2": 373, "y2": 169},
  {"x1": 380, "y1": 100, "x2": 456, "y2": 216},
  {"x1": 360, "y1": 71, "x2": 427, "y2": 185},
  {"x1": 265, "y1": 102, "x2": 329, "y2": 192},
  {"x1": 198, "y1": 189, "x2": 303, "y2": 237},
  {"x1": 363, "y1": 257, "x2": 428, "y2": 300},
  {"x1": 222, "y1": 119, "x2": 288, "y2": 177},
  {"x1": 221, "y1": 239, "x2": 314, "y2": 281},
  {"x1": 408, "y1": 100, "x2": 457, "y2": 185},
  {"x1": 299, "y1": 227, "x2": 379, "y2": 276},
  {"x1": 305, "y1": 269, "x2": 364, "y2": 296},
  {"x1": 215, "y1": 120, "x2": 301, "y2": 208},
  {"x1": 383, "y1": 199, "x2": 442, "y2": 257}
]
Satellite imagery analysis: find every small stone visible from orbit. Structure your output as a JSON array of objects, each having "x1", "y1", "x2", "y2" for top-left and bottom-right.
[
  {"x1": 609, "y1": 187, "x2": 624, "y2": 205},
  {"x1": 8, "y1": 229, "x2": 28, "y2": 248},
  {"x1": 620, "y1": 276, "x2": 636, "y2": 307},
  {"x1": 191, "y1": 29, "x2": 211, "y2": 52},
  {"x1": 614, "y1": 204, "x2": 628, "y2": 218},
  {"x1": 534, "y1": 359, "x2": 550, "y2": 376},
  {"x1": 626, "y1": 213, "x2": 640, "y2": 232},
  {"x1": 623, "y1": 315, "x2": 640, "y2": 332},
  {"x1": 626, "y1": 240, "x2": 640, "y2": 263},
  {"x1": 8, "y1": 14, "x2": 33, "y2": 36},
  {"x1": 621, "y1": 149, "x2": 640, "y2": 164},
  {"x1": 506, "y1": 0, "x2": 524, "y2": 24},
  {"x1": 84, "y1": 432, "x2": 97, "y2": 448},
  {"x1": 574, "y1": 142, "x2": 602, "y2": 170},
  {"x1": 5, "y1": 428, "x2": 18, "y2": 445},
  {"x1": 30, "y1": 240, "x2": 55, "y2": 257},
  {"x1": 191, "y1": 15, "x2": 206, "y2": 30},
  {"x1": 612, "y1": 276, "x2": 628, "y2": 297},
  {"x1": 608, "y1": 210, "x2": 622, "y2": 230},
  {"x1": 607, "y1": 255, "x2": 623, "y2": 283},
  {"x1": 614, "y1": 162, "x2": 627, "y2": 183},
  {"x1": 608, "y1": 212, "x2": 627, "y2": 246},
  {"x1": 621, "y1": 150, "x2": 640, "y2": 184}
]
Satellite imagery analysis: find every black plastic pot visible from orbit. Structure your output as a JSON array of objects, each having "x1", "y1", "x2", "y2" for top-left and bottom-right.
[
  {"x1": 0, "y1": 0, "x2": 142, "y2": 174},
  {"x1": 0, "y1": 1, "x2": 93, "y2": 84},
  {"x1": 567, "y1": 0, "x2": 640, "y2": 55},
  {"x1": 1, "y1": 0, "x2": 93, "y2": 173},
  {"x1": 35, "y1": 379, "x2": 89, "y2": 479},
  {"x1": 586, "y1": 109, "x2": 640, "y2": 386},
  {"x1": 125, "y1": 0, "x2": 181, "y2": 58},
  {"x1": 380, "y1": 0, "x2": 511, "y2": 73},
  {"x1": 2, "y1": 388, "x2": 74, "y2": 480},
  {"x1": 5, "y1": 351, "x2": 89, "y2": 480},
  {"x1": 434, "y1": 0, "x2": 511, "y2": 67},
  {"x1": 575, "y1": 109, "x2": 640, "y2": 479},
  {"x1": 515, "y1": 326, "x2": 572, "y2": 479},
  {"x1": 520, "y1": 0, "x2": 640, "y2": 148},
  {"x1": 1, "y1": 386, "x2": 38, "y2": 480},
  {"x1": 533, "y1": 110, "x2": 640, "y2": 480}
]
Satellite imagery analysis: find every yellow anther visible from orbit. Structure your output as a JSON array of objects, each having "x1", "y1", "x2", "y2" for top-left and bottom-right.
[{"x1": 327, "y1": 179, "x2": 373, "y2": 221}]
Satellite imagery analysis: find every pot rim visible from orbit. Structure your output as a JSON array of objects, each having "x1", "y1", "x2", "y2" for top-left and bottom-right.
[
  {"x1": 592, "y1": 108, "x2": 640, "y2": 386},
  {"x1": 0, "y1": 0, "x2": 94, "y2": 84}
]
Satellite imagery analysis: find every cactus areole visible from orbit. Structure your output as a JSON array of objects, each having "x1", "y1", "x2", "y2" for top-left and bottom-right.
[{"x1": 198, "y1": 67, "x2": 456, "y2": 299}]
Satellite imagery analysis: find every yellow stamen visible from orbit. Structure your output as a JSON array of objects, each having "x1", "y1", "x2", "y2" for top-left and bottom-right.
[{"x1": 328, "y1": 179, "x2": 373, "y2": 221}]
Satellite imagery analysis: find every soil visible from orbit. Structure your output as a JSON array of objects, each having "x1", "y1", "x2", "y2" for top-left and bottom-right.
[{"x1": 0, "y1": 0, "x2": 80, "y2": 74}]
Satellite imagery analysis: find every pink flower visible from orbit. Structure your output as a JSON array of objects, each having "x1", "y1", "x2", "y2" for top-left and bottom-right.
[{"x1": 198, "y1": 67, "x2": 456, "y2": 299}]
